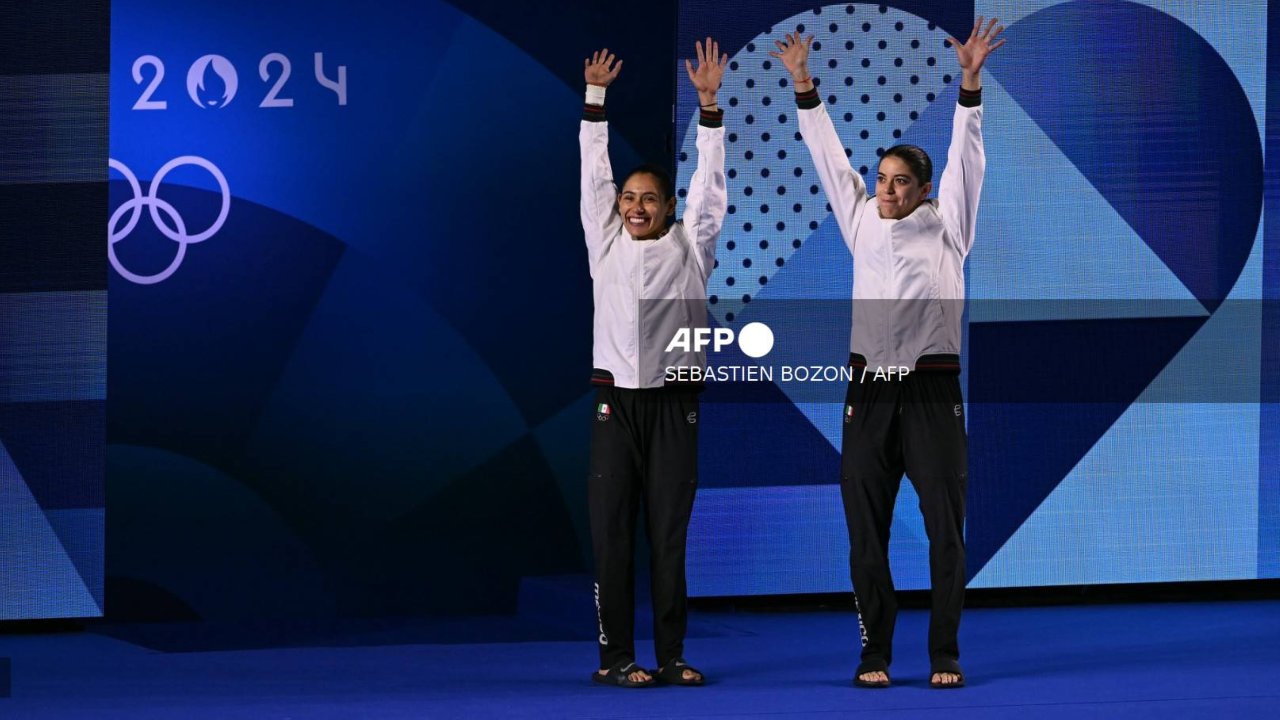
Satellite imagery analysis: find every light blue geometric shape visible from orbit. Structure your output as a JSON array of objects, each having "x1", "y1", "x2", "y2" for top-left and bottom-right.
[
  {"x1": 0, "y1": 441, "x2": 101, "y2": 619},
  {"x1": 971, "y1": 403, "x2": 1258, "y2": 588},
  {"x1": 966, "y1": 77, "x2": 1206, "y2": 320},
  {"x1": 793, "y1": 402, "x2": 843, "y2": 452},
  {"x1": 972, "y1": 237, "x2": 1264, "y2": 587},
  {"x1": 976, "y1": 0, "x2": 1266, "y2": 143}
]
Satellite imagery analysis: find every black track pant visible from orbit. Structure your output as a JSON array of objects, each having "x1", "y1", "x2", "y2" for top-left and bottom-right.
[
  {"x1": 840, "y1": 364, "x2": 968, "y2": 668},
  {"x1": 588, "y1": 385, "x2": 699, "y2": 670}
]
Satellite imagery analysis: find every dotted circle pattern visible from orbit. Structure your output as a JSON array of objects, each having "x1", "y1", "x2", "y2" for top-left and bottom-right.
[{"x1": 676, "y1": 3, "x2": 951, "y2": 324}]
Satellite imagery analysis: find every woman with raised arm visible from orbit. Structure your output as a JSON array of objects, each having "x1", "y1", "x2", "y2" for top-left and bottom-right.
[
  {"x1": 579, "y1": 39, "x2": 727, "y2": 689},
  {"x1": 770, "y1": 17, "x2": 1005, "y2": 690}
]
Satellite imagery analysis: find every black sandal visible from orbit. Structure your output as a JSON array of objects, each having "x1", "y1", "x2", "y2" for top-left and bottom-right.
[
  {"x1": 591, "y1": 660, "x2": 656, "y2": 688},
  {"x1": 656, "y1": 658, "x2": 705, "y2": 686},
  {"x1": 929, "y1": 658, "x2": 966, "y2": 689},
  {"x1": 853, "y1": 659, "x2": 891, "y2": 689}
]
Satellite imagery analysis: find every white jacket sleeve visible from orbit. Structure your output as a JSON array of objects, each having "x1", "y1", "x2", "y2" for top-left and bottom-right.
[
  {"x1": 797, "y1": 98, "x2": 868, "y2": 255},
  {"x1": 681, "y1": 111, "x2": 727, "y2": 281},
  {"x1": 937, "y1": 99, "x2": 985, "y2": 257},
  {"x1": 580, "y1": 117, "x2": 622, "y2": 277}
]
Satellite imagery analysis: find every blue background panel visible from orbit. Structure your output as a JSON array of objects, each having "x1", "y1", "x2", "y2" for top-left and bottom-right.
[
  {"x1": 678, "y1": 1, "x2": 1271, "y2": 595},
  {"x1": 0, "y1": 0, "x2": 107, "y2": 620}
]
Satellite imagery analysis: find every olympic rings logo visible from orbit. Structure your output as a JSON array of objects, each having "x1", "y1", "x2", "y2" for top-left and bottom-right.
[{"x1": 108, "y1": 156, "x2": 231, "y2": 285}]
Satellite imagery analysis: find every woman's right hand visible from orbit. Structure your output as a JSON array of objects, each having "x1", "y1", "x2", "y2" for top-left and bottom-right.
[
  {"x1": 584, "y1": 48, "x2": 622, "y2": 87},
  {"x1": 769, "y1": 32, "x2": 813, "y2": 82}
]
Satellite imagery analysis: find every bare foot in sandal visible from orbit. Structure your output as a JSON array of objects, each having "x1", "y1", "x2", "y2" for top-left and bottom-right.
[
  {"x1": 859, "y1": 671, "x2": 888, "y2": 683},
  {"x1": 592, "y1": 661, "x2": 654, "y2": 688},
  {"x1": 657, "y1": 659, "x2": 705, "y2": 685},
  {"x1": 931, "y1": 672, "x2": 963, "y2": 687}
]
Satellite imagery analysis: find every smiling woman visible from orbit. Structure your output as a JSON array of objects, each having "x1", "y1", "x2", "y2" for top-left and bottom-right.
[
  {"x1": 578, "y1": 40, "x2": 727, "y2": 689},
  {"x1": 617, "y1": 163, "x2": 675, "y2": 239}
]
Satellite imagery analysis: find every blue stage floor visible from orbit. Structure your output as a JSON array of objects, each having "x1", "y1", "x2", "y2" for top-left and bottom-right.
[{"x1": 1, "y1": 599, "x2": 1277, "y2": 718}]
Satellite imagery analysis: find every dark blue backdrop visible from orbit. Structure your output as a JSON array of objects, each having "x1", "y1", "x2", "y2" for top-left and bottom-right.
[
  {"x1": 106, "y1": 0, "x2": 676, "y2": 624},
  {"x1": 101, "y1": 0, "x2": 1279, "y2": 632}
]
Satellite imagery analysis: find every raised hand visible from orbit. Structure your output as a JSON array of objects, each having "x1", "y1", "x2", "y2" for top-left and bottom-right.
[
  {"x1": 684, "y1": 37, "x2": 728, "y2": 105},
  {"x1": 947, "y1": 16, "x2": 1005, "y2": 87},
  {"x1": 769, "y1": 32, "x2": 813, "y2": 82},
  {"x1": 584, "y1": 48, "x2": 622, "y2": 87}
]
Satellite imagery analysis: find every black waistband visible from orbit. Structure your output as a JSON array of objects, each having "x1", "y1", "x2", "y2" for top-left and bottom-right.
[
  {"x1": 848, "y1": 353, "x2": 961, "y2": 374},
  {"x1": 591, "y1": 368, "x2": 705, "y2": 393}
]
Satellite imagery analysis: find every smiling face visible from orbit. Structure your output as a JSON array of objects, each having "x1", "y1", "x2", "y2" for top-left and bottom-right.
[
  {"x1": 619, "y1": 172, "x2": 676, "y2": 239},
  {"x1": 875, "y1": 154, "x2": 933, "y2": 220}
]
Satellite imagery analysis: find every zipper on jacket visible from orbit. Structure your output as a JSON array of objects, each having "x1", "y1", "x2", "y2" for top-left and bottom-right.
[
  {"x1": 634, "y1": 243, "x2": 643, "y2": 385},
  {"x1": 884, "y1": 221, "x2": 896, "y2": 363}
]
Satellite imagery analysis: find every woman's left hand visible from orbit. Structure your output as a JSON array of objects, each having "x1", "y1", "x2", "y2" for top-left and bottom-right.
[
  {"x1": 947, "y1": 16, "x2": 1005, "y2": 77},
  {"x1": 685, "y1": 37, "x2": 728, "y2": 104}
]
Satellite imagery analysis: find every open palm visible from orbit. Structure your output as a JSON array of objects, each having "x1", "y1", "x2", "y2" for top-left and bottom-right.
[
  {"x1": 948, "y1": 16, "x2": 1005, "y2": 74},
  {"x1": 768, "y1": 32, "x2": 812, "y2": 79},
  {"x1": 685, "y1": 38, "x2": 727, "y2": 96},
  {"x1": 584, "y1": 48, "x2": 621, "y2": 87}
]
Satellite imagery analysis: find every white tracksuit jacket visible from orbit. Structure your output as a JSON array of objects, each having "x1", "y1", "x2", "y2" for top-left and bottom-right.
[
  {"x1": 579, "y1": 107, "x2": 727, "y2": 389},
  {"x1": 798, "y1": 90, "x2": 984, "y2": 371}
]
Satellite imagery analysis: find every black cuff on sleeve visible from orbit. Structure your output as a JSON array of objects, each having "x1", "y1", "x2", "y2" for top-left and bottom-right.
[
  {"x1": 795, "y1": 85, "x2": 820, "y2": 110},
  {"x1": 957, "y1": 87, "x2": 982, "y2": 108},
  {"x1": 583, "y1": 103, "x2": 606, "y2": 122},
  {"x1": 698, "y1": 108, "x2": 724, "y2": 128}
]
